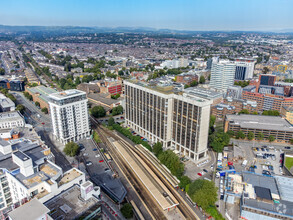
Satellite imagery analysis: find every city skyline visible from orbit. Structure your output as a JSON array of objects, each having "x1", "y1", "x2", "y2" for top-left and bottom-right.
[{"x1": 0, "y1": 0, "x2": 292, "y2": 31}]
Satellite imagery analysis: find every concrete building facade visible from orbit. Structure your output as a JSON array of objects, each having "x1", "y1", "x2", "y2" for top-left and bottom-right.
[
  {"x1": 49, "y1": 90, "x2": 90, "y2": 144},
  {"x1": 210, "y1": 61, "x2": 236, "y2": 92},
  {"x1": 125, "y1": 81, "x2": 212, "y2": 161}
]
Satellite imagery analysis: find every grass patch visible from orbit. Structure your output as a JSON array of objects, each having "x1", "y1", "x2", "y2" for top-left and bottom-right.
[{"x1": 285, "y1": 156, "x2": 293, "y2": 171}]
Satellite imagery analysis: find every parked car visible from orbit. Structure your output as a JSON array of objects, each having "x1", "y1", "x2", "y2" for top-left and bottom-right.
[
  {"x1": 203, "y1": 169, "x2": 208, "y2": 173},
  {"x1": 197, "y1": 172, "x2": 202, "y2": 176},
  {"x1": 92, "y1": 148, "x2": 97, "y2": 151},
  {"x1": 86, "y1": 161, "x2": 92, "y2": 166},
  {"x1": 99, "y1": 160, "x2": 104, "y2": 163},
  {"x1": 262, "y1": 170, "x2": 271, "y2": 176},
  {"x1": 285, "y1": 146, "x2": 291, "y2": 150}
]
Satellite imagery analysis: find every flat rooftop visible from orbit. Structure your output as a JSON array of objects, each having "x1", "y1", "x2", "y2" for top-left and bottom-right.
[
  {"x1": 243, "y1": 198, "x2": 293, "y2": 218},
  {"x1": 125, "y1": 80, "x2": 212, "y2": 105},
  {"x1": 44, "y1": 185, "x2": 98, "y2": 220},
  {"x1": 26, "y1": 85, "x2": 58, "y2": 103},
  {"x1": 0, "y1": 111, "x2": 23, "y2": 121},
  {"x1": 58, "y1": 168, "x2": 82, "y2": 186},
  {"x1": 49, "y1": 89, "x2": 85, "y2": 100},
  {"x1": 243, "y1": 172, "x2": 279, "y2": 196},
  {"x1": 275, "y1": 176, "x2": 293, "y2": 202},
  {"x1": 226, "y1": 114, "x2": 293, "y2": 132},
  {"x1": 8, "y1": 199, "x2": 51, "y2": 220},
  {"x1": 185, "y1": 87, "x2": 224, "y2": 100}
]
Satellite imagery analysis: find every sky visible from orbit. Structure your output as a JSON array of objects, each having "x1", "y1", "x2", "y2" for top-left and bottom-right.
[{"x1": 0, "y1": 0, "x2": 292, "y2": 31}]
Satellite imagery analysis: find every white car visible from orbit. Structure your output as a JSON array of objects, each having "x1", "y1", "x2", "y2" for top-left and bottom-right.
[{"x1": 95, "y1": 154, "x2": 100, "y2": 158}]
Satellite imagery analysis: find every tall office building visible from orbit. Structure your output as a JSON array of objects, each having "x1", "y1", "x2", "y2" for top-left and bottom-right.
[
  {"x1": 49, "y1": 90, "x2": 90, "y2": 144},
  {"x1": 210, "y1": 60, "x2": 236, "y2": 92},
  {"x1": 125, "y1": 81, "x2": 212, "y2": 161},
  {"x1": 234, "y1": 58, "x2": 256, "y2": 80}
]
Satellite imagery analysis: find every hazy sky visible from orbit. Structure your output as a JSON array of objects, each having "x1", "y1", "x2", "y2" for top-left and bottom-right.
[{"x1": 0, "y1": 0, "x2": 292, "y2": 31}]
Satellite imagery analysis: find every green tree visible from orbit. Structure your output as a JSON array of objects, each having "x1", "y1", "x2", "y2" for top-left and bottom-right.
[
  {"x1": 268, "y1": 135, "x2": 275, "y2": 142},
  {"x1": 190, "y1": 80, "x2": 198, "y2": 87},
  {"x1": 0, "y1": 68, "x2": 5, "y2": 75},
  {"x1": 239, "y1": 109, "x2": 249, "y2": 115},
  {"x1": 236, "y1": 131, "x2": 246, "y2": 139},
  {"x1": 93, "y1": 131, "x2": 101, "y2": 143},
  {"x1": 63, "y1": 142, "x2": 80, "y2": 157},
  {"x1": 247, "y1": 131, "x2": 254, "y2": 140},
  {"x1": 263, "y1": 67, "x2": 270, "y2": 74},
  {"x1": 75, "y1": 76, "x2": 81, "y2": 85},
  {"x1": 290, "y1": 139, "x2": 293, "y2": 145},
  {"x1": 120, "y1": 203, "x2": 133, "y2": 219},
  {"x1": 6, "y1": 94, "x2": 16, "y2": 103},
  {"x1": 41, "y1": 107, "x2": 48, "y2": 114},
  {"x1": 91, "y1": 106, "x2": 106, "y2": 118},
  {"x1": 252, "y1": 111, "x2": 258, "y2": 115},
  {"x1": 257, "y1": 132, "x2": 264, "y2": 140},
  {"x1": 226, "y1": 130, "x2": 234, "y2": 137},
  {"x1": 152, "y1": 142, "x2": 163, "y2": 157},
  {"x1": 209, "y1": 115, "x2": 216, "y2": 127},
  {"x1": 187, "y1": 179, "x2": 218, "y2": 209},
  {"x1": 179, "y1": 176, "x2": 192, "y2": 190},
  {"x1": 199, "y1": 75, "x2": 206, "y2": 84},
  {"x1": 35, "y1": 101, "x2": 40, "y2": 107},
  {"x1": 112, "y1": 105, "x2": 123, "y2": 116},
  {"x1": 16, "y1": 104, "x2": 25, "y2": 114},
  {"x1": 108, "y1": 117, "x2": 115, "y2": 126},
  {"x1": 158, "y1": 150, "x2": 185, "y2": 178},
  {"x1": 210, "y1": 132, "x2": 230, "y2": 152}
]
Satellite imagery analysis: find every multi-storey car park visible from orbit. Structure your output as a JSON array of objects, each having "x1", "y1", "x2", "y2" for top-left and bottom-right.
[
  {"x1": 124, "y1": 80, "x2": 212, "y2": 162},
  {"x1": 224, "y1": 114, "x2": 293, "y2": 143}
]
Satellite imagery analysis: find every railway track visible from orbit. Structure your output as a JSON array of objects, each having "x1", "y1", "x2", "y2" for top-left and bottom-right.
[
  {"x1": 96, "y1": 126, "x2": 166, "y2": 220},
  {"x1": 91, "y1": 116, "x2": 199, "y2": 220}
]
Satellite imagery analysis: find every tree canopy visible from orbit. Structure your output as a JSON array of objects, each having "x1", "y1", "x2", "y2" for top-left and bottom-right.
[
  {"x1": 120, "y1": 203, "x2": 133, "y2": 219},
  {"x1": 91, "y1": 106, "x2": 106, "y2": 118},
  {"x1": 187, "y1": 179, "x2": 218, "y2": 209},
  {"x1": 158, "y1": 150, "x2": 185, "y2": 178},
  {"x1": 152, "y1": 142, "x2": 163, "y2": 157},
  {"x1": 63, "y1": 142, "x2": 80, "y2": 157}
]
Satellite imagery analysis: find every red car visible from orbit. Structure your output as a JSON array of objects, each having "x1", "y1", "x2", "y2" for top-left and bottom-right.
[
  {"x1": 197, "y1": 172, "x2": 202, "y2": 176},
  {"x1": 99, "y1": 160, "x2": 104, "y2": 163},
  {"x1": 228, "y1": 162, "x2": 233, "y2": 166}
]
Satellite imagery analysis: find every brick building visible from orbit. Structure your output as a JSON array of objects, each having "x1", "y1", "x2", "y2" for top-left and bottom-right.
[{"x1": 26, "y1": 86, "x2": 58, "y2": 112}]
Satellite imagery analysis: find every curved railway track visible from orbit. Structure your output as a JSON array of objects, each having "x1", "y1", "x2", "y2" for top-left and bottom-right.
[
  {"x1": 91, "y1": 117, "x2": 199, "y2": 220},
  {"x1": 96, "y1": 125, "x2": 166, "y2": 220}
]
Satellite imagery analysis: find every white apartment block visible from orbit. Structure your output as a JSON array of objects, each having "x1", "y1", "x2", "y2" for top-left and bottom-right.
[
  {"x1": 48, "y1": 90, "x2": 90, "y2": 144},
  {"x1": 0, "y1": 111, "x2": 25, "y2": 129},
  {"x1": 210, "y1": 60, "x2": 236, "y2": 92},
  {"x1": 0, "y1": 137, "x2": 86, "y2": 214},
  {"x1": 235, "y1": 58, "x2": 256, "y2": 80},
  {"x1": 125, "y1": 81, "x2": 212, "y2": 161}
]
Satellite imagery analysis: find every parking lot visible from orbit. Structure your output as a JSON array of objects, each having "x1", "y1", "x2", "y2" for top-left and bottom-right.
[{"x1": 251, "y1": 146, "x2": 284, "y2": 176}]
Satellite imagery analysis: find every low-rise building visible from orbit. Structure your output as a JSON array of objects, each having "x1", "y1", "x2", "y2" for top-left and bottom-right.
[
  {"x1": 77, "y1": 83, "x2": 100, "y2": 95},
  {"x1": 0, "y1": 94, "x2": 15, "y2": 112},
  {"x1": 0, "y1": 111, "x2": 25, "y2": 129},
  {"x1": 223, "y1": 172, "x2": 293, "y2": 220},
  {"x1": 25, "y1": 85, "x2": 58, "y2": 112},
  {"x1": 8, "y1": 199, "x2": 53, "y2": 220}
]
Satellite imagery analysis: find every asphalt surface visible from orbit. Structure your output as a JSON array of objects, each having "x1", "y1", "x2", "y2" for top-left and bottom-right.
[{"x1": 38, "y1": 130, "x2": 72, "y2": 172}]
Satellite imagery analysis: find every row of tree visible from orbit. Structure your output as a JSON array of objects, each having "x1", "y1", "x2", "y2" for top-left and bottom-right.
[{"x1": 229, "y1": 130, "x2": 276, "y2": 142}]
